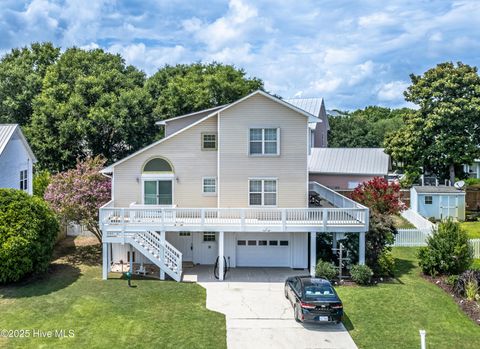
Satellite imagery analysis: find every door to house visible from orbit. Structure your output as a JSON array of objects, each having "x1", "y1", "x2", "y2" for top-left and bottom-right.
[
  {"x1": 144, "y1": 180, "x2": 173, "y2": 205},
  {"x1": 167, "y1": 232, "x2": 193, "y2": 262}
]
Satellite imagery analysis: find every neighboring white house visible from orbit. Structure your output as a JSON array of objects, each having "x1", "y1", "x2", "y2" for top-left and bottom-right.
[
  {"x1": 99, "y1": 90, "x2": 369, "y2": 282},
  {"x1": 308, "y1": 148, "x2": 390, "y2": 190},
  {"x1": 464, "y1": 159, "x2": 480, "y2": 179},
  {"x1": 410, "y1": 186, "x2": 466, "y2": 221},
  {"x1": 0, "y1": 124, "x2": 36, "y2": 195}
]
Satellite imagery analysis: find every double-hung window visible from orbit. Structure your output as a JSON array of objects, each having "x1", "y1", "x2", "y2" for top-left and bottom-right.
[
  {"x1": 202, "y1": 133, "x2": 217, "y2": 150},
  {"x1": 19, "y1": 169, "x2": 28, "y2": 191},
  {"x1": 202, "y1": 177, "x2": 217, "y2": 195},
  {"x1": 249, "y1": 128, "x2": 279, "y2": 155},
  {"x1": 249, "y1": 179, "x2": 277, "y2": 206},
  {"x1": 425, "y1": 196, "x2": 433, "y2": 205}
]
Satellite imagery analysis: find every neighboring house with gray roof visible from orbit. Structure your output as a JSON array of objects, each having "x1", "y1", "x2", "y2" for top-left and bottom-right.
[
  {"x1": 308, "y1": 148, "x2": 390, "y2": 189},
  {"x1": 0, "y1": 124, "x2": 36, "y2": 195}
]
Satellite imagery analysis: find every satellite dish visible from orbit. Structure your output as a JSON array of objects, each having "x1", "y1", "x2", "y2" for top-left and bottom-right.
[{"x1": 454, "y1": 180, "x2": 465, "y2": 189}]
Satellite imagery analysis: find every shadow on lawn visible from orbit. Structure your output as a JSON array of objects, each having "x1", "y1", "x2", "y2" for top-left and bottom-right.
[
  {"x1": 393, "y1": 257, "x2": 416, "y2": 280},
  {"x1": 0, "y1": 263, "x2": 81, "y2": 299},
  {"x1": 342, "y1": 312, "x2": 354, "y2": 331}
]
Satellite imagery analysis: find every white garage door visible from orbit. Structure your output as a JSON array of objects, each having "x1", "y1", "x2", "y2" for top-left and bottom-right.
[{"x1": 236, "y1": 233, "x2": 291, "y2": 267}]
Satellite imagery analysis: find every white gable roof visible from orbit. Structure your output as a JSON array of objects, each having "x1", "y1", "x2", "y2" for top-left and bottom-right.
[
  {"x1": 102, "y1": 90, "x2": 318, "y2": 173},
  {"x1": 309, "y1": 148, "x2": 389, "y2": 175},
  {"x1": 0, "y1": 124, "x2": 37, "y2": 162}
]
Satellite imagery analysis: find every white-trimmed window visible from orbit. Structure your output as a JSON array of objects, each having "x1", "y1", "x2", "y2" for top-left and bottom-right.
[
  {"x1": 425, "y1": 195, "x2": 433, "y2": 205},
  {"x1": 249, "y1": 128, "x2": 279, "y2": 155},
  {"x1": 202, "y1": 177, "x2": 217, "y2": 195},
  {"x1": 249, "y1": 179, "x2": 277, "y2": 206},
  {"x1": 203, "y1": 232, "x2": 216, "y2": 242},
  {"x1": 202, "y1": 133, "x2": 217, "y2": 150},
  {"x1": 19, "y1": 170, "x2": 28, "y2": 191}
]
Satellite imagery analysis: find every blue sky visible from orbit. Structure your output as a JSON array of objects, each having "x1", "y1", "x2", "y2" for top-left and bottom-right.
[{"x1": 1, "y1": 0, "x2": 479, "y2": 110}]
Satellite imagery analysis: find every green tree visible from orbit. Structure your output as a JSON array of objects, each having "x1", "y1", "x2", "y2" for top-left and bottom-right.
[
  {"x1": 386, "y1": 62, "x2": 480, "y2": 184},
  {"x1": 328, "y1": 106, "x2": 409, "y2": 148},
  {"x1": 0, "y1": 42, "x2": 60, "y2": 125},
  {"x1": 27, "y1": 48, "x2": 156, "y2": 172},
  {"x1": 33, "y1": 170, "x2": 51, "y2": 198},
  {"x1": 146, "y1": 62, "x2": 264, "y2": 120}
]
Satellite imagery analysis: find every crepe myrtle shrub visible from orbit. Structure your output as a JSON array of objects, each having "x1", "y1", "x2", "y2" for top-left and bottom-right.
[
  {"x1": 418, "y1": 219, "x2": 472, "y2": 276},
  {"x1": 350, "y1": 264, "x2": 373, "y2": 285},
  {"x1": 44, "y1": 156, "x2": 111, "y2": 243},
  {"x1": 315, "y1": 260, "x2": 337, "y2": 280},
  {"x1": 350, "y1": 177, "x2": 405, "y2": 215},
  {"x1": 0, "y1": 189, "x2": 59, "y2": 283}
]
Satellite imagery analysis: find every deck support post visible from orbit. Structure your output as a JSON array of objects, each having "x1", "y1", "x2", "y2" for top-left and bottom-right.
[
  {"x1": 219, "y1": 231, "x2": 224, "y2": 281},
  {"x1": 332, "y1": 232, "x2": 337, "y2": 251},
  {"x1": 359, "y1": 232, "x2": 366, "y2": 265},
  {"x1": 160, "y1": 231, "x2": 166, "y2": 280},
  {"x1": 102, "y1": 242, "x2": 108, "y2": 280},
  {"x1": 129, "y1": 243, "x2": 133, "y2": 272},
  {"x1": 107, "y1": 242, "x2": 112, "y2": 272},
  {"x1": 310, "y1": 232, "x2": 317, "y2": 277}
]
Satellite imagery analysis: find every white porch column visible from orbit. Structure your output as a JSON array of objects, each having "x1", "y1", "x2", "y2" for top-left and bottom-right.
[
  {"x1": 219, "y1": 231, "x2": 225, "y2": 281},
  {"x1": 102, "y1": 242, "x2": 108, "y2": 280},
  {"x1": 332, "y1": 232, "x2": 338, "y2": 251},
  {"x1": 129, "y1": 244, "x2": 133, "y2": 272},
  {"x1": 160, "y1": 231, "x2": 165, "y2": 280},
  {"x1": 107, "y1": 243, "x2": 111, "y2": 272},
  {"x1": 359, "y1": 232, "x2": 366, "y2": 265},
  {"x1": 310, "y1": 232, "x2": 317, "y2": 277}
]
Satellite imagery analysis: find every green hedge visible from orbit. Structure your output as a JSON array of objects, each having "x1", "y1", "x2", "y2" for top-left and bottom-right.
[{"x1": 0, "y1": 189, "x2": 59, "y2": 283}]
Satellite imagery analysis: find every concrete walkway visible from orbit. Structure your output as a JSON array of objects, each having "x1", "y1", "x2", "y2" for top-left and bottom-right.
[{"x1": 183, "y1": 266, "x2": 357, "y2": 349}]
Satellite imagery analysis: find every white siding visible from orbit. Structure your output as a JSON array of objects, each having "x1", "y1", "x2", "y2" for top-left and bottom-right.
[
  {"x1": 113, "y1": 116, "x2": 218, "y2": 207},
  {"x1": 291, "y1": 232, "x2": 308, "y2": 268},
  {"x1": 218, "y1": 94, "x2": 308, "y2": 208},
  {"x1": 111, "y1": 243, "x2": 149, "y2": 264},
  {"x1": 0, "y1": 132, "x2": 33, "y2": 194}
]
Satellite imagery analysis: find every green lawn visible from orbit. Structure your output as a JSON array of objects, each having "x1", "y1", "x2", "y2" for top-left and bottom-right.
[
  {"x1": 471, "y1": 259, "x2": 480, "y2": 270},
  {"x1": 391, "y1": 215, "x2": 415, "y2": 229},
  {"x1": 0, "y1": 239, "x2": 226, "y2": 349},
  {"x1": 336, "y1": 248, "x2": 480, "y2": 349},
  {"x1": 460, "y1": 221, "x2": 480, "y2": 239}
]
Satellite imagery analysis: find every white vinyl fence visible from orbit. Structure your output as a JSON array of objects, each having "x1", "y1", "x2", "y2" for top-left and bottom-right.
[
  {"x1": 393, "y1": 230, "x2": 480, "y2": 258},
  {"x1": 471, "y1": 239, "x2": 480, "y2": 258},
  {"x1": 394, "y1": 228, "x2": 432, "y2": 247}
]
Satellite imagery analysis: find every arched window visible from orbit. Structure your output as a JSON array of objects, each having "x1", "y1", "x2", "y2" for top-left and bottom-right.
[{"x1": 143, "y1": 158, "x2": 173, "y2": 173}]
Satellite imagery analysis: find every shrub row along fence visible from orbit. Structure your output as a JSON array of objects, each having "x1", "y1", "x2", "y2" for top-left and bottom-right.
[{"x1": 393, "y1": 229, "x2": 480, "y2": 258}]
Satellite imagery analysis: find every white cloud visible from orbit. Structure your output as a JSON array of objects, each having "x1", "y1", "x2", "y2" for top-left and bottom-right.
[{"x1": 377, "y1": 81, "x2": 409, "y2": 102}]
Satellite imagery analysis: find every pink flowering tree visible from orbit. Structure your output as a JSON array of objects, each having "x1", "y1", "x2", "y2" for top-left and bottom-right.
[
  {"x1": 45, "y1": 156, "x2": 111, "y2": 242},
  {"x1": 350, "y1": 177, "x2": 405, "y2": 215}
]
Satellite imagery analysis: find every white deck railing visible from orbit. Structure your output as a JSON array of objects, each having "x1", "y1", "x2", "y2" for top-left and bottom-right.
[
  {"x1": 309, "y1": 181, "x2": 368, "y2": 210},
  {"x1": 100, "y1": 182, "x2": 369, "y2": 233},
  {"x1": 100, "y1": 206, "x2": 368, "y2": 233}
]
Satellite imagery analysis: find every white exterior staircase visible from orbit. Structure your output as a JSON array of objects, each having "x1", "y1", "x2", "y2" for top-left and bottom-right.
[{"x1": 128, "y1": 231, "x2": 182, "y2": 281}]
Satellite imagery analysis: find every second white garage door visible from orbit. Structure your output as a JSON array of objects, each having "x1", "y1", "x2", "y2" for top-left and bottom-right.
[{"x1": 236, "y1": 233, "x2": 291, "y2": 267}]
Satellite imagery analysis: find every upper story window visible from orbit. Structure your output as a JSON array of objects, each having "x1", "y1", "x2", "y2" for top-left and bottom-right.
[
  {"x1": 425, "y1": 195, "x2": 433, "y2": 205},
  {"x1": 143, "y1": 158, "x2": 173, "y2": 173},
  {"x1": 202, "y1": 133, "x2": 217, "y2": 150},
  {"x1": 19, "y1": 169, "x2": 28, "y2": 191},
  {"x1": 249, "y1": 178, "x2": 277, "y2": 206},
  {"x1": 202, "y1": 177, "x2": 217, "y2": 195},
  {"x1": 249, "y1": 128, "x2": 279, "y2": 156}
]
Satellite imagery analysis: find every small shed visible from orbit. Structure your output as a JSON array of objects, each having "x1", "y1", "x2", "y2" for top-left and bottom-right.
[{"x1": 411, "y1": 186, "x2": 466, "y2": 221}]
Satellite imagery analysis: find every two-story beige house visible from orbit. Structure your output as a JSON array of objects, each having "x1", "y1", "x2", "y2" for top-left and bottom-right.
[{"x1": 99, "y1": 91, "x2": 369, "y2": 281}]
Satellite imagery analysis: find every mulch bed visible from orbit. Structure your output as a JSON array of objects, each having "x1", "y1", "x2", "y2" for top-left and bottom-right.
[{"x1": 423, "y1": 274, "x2": 480, "y2": 326}]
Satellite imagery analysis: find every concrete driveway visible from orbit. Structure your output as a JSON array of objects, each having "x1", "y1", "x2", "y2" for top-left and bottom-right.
[{"x1": 183, "y1": 266, "x2": 357, "y2": 349}]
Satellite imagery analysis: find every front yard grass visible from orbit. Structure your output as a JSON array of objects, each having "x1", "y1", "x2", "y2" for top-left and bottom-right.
[
  {"x1": 459, "y1": 221, "x2": 480, "y2": 239},
  {"x1": 337, "y1": 248, "x2": 480, "y2": 349},
  {"x1": 391, "y1": 215, "x2": 415, "y2": 229},
  {"x1": 0, "y1": 237, "x2": 226, "y2": 349}
]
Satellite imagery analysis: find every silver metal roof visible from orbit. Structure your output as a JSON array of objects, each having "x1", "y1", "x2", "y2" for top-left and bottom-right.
[
  {"x1": 308, "y1": 148, "x2": 390, "y2": 175},
  {"x1": 0, "y1": 124, "x2": 37, "y2": 162},
  {"x1": 0, "y1": 124, "x2": 17, "y2": 156},
  {"x1": 284, "y1": 98, "x2": 324, "y2": 117}
]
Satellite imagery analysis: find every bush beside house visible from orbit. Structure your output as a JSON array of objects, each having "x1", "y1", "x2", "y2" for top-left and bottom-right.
[
  {"x1": 418, "y1": 219, "x2": 473, "y2": 276},
  {"x1": 0, "y1": 189, "x2": 59, "y2": 283}
]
